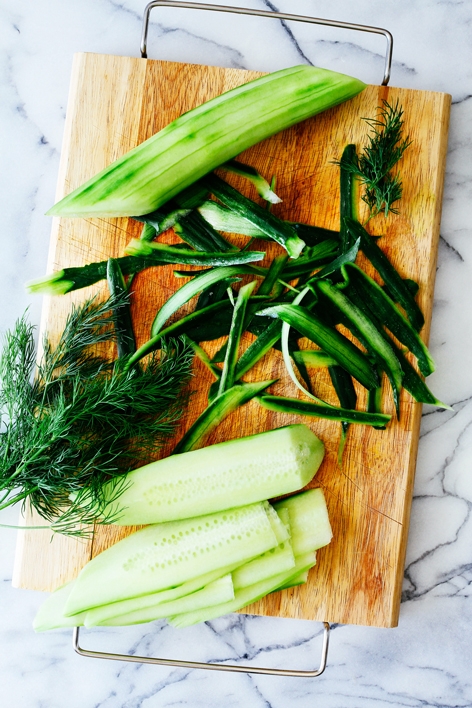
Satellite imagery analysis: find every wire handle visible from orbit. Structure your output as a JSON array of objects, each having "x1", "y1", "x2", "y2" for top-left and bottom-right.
[
  {"x1": 73, "y1": 622, "x2": 330, "y2": 677},
  {"x1": 140, "y1": 1, "x2": 393, "y2": 85}
]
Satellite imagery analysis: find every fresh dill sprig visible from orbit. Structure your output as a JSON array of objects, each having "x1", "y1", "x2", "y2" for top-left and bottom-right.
[
  {"x1": 0, "y1": 296, "x2": 193, "y2": 537},
  {"x1": 340, "y1": 100, "x2": 412, "y2": 220}
]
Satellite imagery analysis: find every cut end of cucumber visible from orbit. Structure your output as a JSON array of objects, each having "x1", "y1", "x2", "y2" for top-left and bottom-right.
[{"x1": 106, "y1": 424, "x2": 325, "y2": 526}]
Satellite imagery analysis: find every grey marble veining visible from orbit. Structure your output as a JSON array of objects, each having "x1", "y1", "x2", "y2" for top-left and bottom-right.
[{"x1": 1, "y1": 1, "x2": 472, "y2": 706}]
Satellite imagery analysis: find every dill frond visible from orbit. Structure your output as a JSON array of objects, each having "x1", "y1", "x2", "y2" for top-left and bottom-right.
[
  {"x1": 0, "y1": 297, "x2": 193, "y2": 537},
  {"x1": 339, "y1": 100, "x2": 412, "y2": 220}
]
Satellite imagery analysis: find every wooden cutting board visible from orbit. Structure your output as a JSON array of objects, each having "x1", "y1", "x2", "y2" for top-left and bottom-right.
[{"x1": 12, "y1": 53, "x2": 450, "y2": 628}]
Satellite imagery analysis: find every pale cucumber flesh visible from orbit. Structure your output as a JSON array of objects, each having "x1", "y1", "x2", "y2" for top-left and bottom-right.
[
  {"x1": 103, "y1": 424, "x2": 325, "y2": 525},
  {"x1": 65, "y1": 502, "x2": 279, "y2": 616},
  {"x1": 273, "y1": 488, "x2": 333, "y2": 556},
  {"x1": 168, "y1": 551, "x2": 318, "y2": 628},
  {"x1": 47, "y1": 66, "x2": 365, "y2": 218},
  {"x1": 96, "y1": 575, "x2": 235, "y2": 626}
]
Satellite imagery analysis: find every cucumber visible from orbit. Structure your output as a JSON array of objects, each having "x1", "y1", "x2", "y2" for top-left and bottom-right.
[
  {"x1": 273, "y1": 488, "x2": 333, "y2": 556},
  {"x1": 95, "y1": 575, "x2": 235, "y2": 627},
  {"x1": 64, "y1": 502, "x2": 280, "y2": 616},
  {"x1": 47, "y1": 66, "x2": 365, "y2": 218},
  {"x1": 232, "y1": 540, "x2": 295, "y2": 590},
  {"x1": 101, "y1": 424, "x2": 324, "y2": 526},
  {"x1": 168, "y1": 551, "x2": 318, "y2": 628}
]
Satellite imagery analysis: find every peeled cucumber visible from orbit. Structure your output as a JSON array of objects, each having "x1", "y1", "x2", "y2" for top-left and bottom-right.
[
  {"x1": 64, "y1": 502, "x2": 280, "y2": 616},
  {"x1": 47, "y1": 66, "x2": 365, "y2": 218},
  {"x1": 100, "y1": 424, "x2": 325, "y2": 525}
]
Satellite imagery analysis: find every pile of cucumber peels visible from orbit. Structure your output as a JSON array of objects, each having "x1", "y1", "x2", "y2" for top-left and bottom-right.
[{"x1": 28, "y1": 102, "x2": 447, "y2": 470}]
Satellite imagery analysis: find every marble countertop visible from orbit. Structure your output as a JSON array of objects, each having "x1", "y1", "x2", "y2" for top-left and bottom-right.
[{"x1": 1, "y1": 1, "x2": 471, "y2": 706}]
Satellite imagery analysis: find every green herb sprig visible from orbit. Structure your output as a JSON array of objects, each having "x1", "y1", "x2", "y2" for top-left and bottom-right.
[
  {"x1": 0, "y1": 295, "x2": 193, "y2": 536},
  {"x1": 340, "y1": 100, "x2": 412, "y2": 220}
]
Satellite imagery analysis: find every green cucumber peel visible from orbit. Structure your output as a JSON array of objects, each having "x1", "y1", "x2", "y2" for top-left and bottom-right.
[
  {"x1": 258, "y1": 394, "x2": 391, "y2": 426},
  {"x1": 281, "y1": 240, "x2": 340, "y2": 279},
  {"x1": 150, "y1": 264, "x2": 263, "y2": 337},
  {"x1": 172, "y1": 379, "x2": 276, "y2": 454},
  {"x1": 106, "y1": 258, "x2": 136, "y2": 358},
  {"x1": 345, "y1": 217, "x2": 425, "y2": 331},
  {"x1": 218, "y1": 281, "x2": 257, "y2": 395},
  {"x1": 292, "y1": 350, "x2": 337, "y2": 368},
  {"x1": 314, "y1": 279, "x2": 403, "y2": 411},
  {"x1": 126, "y1": 300, "x2": 232, "y2": 367},
  {"x1": 174, "y1": 208, "x2": 236, "y2": 252},
  {"x1": 125, "y1": 238, "x2": 264, "y2": 267},
  {"x1": 201, "y1": 173, "x2": 305, "y2": 259}
]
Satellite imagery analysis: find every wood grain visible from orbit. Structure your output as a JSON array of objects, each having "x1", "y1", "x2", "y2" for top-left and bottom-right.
[{"x1": 12, "y1": 53, "x2": 450, "y2": 628}]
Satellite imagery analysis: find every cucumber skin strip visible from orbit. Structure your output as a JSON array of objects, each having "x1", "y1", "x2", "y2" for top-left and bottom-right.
[
  {"x1": 235, "y1": 319, "x2": 283, "y2": 380},
  {"x1": 201, "y1": 173, "x2": 305, "y2": 259},
  {"x1": 125, "y1": 239, "x2": 264, "y2": 267},
  {"x1": 126, "y1": 300, "x2": 233, "y2": 367},
  {"x1": 218, "y1": 281, "x2": 257, "y2": 395},
  {"x1": 258, "y1": 395, "x2": 391, "y2": 426},
  {"x1": 341, "y1": 262, "x2": 435, "y2": 377},
  {"x1": 315, "y1": 280, "x2": 403, "y2": 403},
  {"x1": 150, "y1": 264, "x2": 263, "y2": 337},
  {"x1": 172, "y1": 379, "x2": 276, "y2": 454},
  {"x1": 345, "y1": 217, "x2": 425, "y2": 332},
  {"x1": 262, "y1": 303, "x2": 379, "y2": 391}
]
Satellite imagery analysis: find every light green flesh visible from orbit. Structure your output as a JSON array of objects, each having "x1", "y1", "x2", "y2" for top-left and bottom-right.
[
  {"x1": 232, "y1": 541, "x2": 295, "y2": 590},
  {"x1": 273, "y1": 488, "x2": 333, "y2": 556},
  {"x1": 84, "y1": 563, "x2": 238, "y2": 626},
  {"x1": 94, "y1": 574, "x2": 235, "y2": 627},
  {"x1": 65, "y1": 502, "x2": 279, "y2": 616},
  {"x1": 33, "y1": 582, "x2": 87, "y2": 632},
  {"x1": 275, "y1": 569, "x2": 311, "y2": 591},
  {"x1": 103, "y1": 424, "x2": 324, "y2": 525},
  {"x1": 168, "y1": 551, "x2": 317, "y2": 628},
  {"x1": 47, "y1": 66, "x2": 365, "y2": 218}
]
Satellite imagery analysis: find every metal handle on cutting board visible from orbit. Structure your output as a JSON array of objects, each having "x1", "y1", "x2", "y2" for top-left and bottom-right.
[
  {"x1": 73, "y1": 623, "x2": 330, "y2": 677},
  {"x1": 140, "y1": 0, "x2": 393, "y2": 85}
]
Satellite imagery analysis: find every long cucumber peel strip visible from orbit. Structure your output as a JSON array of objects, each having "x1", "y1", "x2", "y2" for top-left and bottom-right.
[
  {"x1": 198, "y1": 200, "x2": 267, "y2": 238},
  {"x1": 93, "y1": 575, "x2": 236, "y2": 627},
  {"x1": 126, "y1": 300, "x2": 233, "y2": 367},
  {"x1": 172, "y1": 379, "x2": 277, "y2": 454},
  {"x1": 218, "y1": 159, "x2": 282, "y2": 204},
  {"x1": 201, "y1": 173, "x2": 305, "y2": 259},
  {"x1": 48, "y1": 66, "x2": 365, "y2": 218},
  {"x1": 292, "y1": 350, "x2": 338, "y2": 368},
  {"x1": 258, "y1": 394, "x2": 391, "y2": 426},
  {"x1": 26, "y1": 254, "x2": 174, "y2": 295},
  {"x1": 150, "y1": 264, "x2": 262, "y2": 337},
  {"x1": 345, "y1": 217, "x2": 425, "y2": 332},
  {"x1": 174, "y1": 208, "x2": 236, "y2": 252},
  {"x1": 218, "y1": 281, "x2": 257, "y2": 395},
  {"x1": 234, "y1": 318, "x2": 283, "y2": 380},
  {"x1": 340, "y1": 262, "x2": 435, "y2": 377},
  {"x1": 100, "y1": 423, "x2": 323, "y2": 525},
  {"x1": 314, "y1": 279, "x2": 403, "y2": 411},
  {"x1": 281, "y1": 240, "x2": 340, "y2": 278},
  {"x1": 125, "y1": 238, "x2": 264, "y2": 267},
  {"x1": 260, "y1": 302, "x2": 379, "y2": 391}
]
